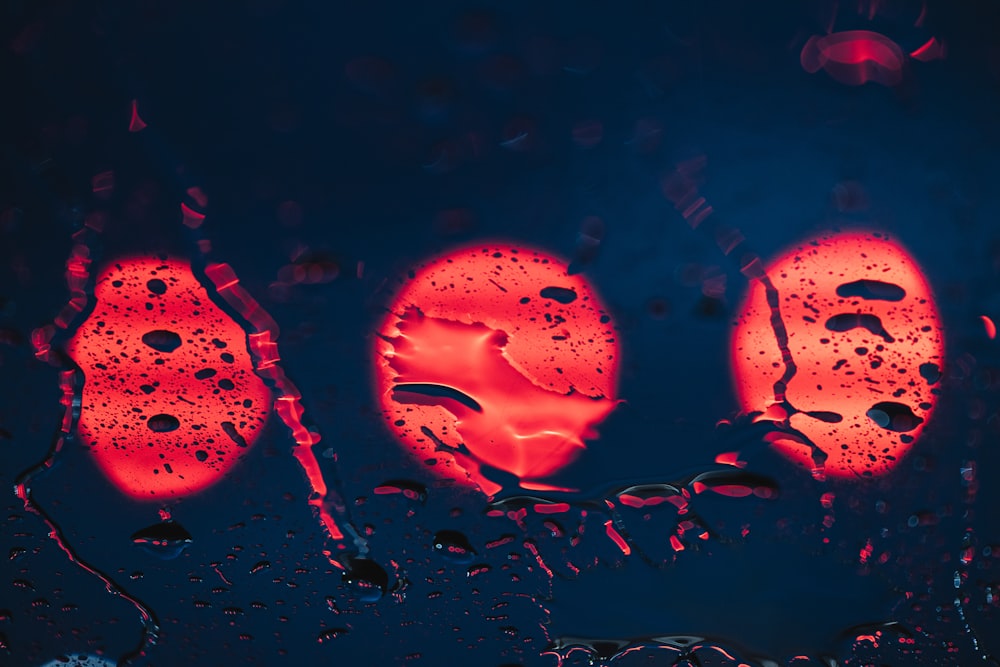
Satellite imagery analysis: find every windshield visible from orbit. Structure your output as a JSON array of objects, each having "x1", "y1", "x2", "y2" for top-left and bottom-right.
[{"x1": 2, "y1": 1, "x2": 998, "y2": 665}]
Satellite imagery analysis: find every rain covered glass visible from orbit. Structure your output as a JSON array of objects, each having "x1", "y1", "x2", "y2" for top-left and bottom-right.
[{"x1": 2, "y1": 1, "x2": 999, "y2": 665}]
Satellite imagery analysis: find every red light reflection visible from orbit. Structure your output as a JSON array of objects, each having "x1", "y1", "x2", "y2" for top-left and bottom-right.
[
  {"x1": 66, "y1": 257, "x2": 271, "y2": 498},
  {"x1": 128, "y1": 99, "x2": 147, "y2": 132},
  {"x1": 909, "y1": 36, "x2": 946, "y2": 63},
  {"x1": 731, "y1": 232, "x2": 944, "y2": 478},
  {"x1": 800, "y1": 31, "x2": 905, "y2": 86},
  {"x1": 375, "y1": 245, "x2": 620, "y2": 496}
]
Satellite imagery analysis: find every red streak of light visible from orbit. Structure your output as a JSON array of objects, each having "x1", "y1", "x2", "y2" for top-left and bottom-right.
[
  {"x1": 800, "y1": 31, "x2": 905, "y2": 86},
  {"x1": 982, "y1": 315, "x2": 996, "y2": 340},
  {"x1": 702, "y1": 484, "x2": 753, "y2": 498},
  {"x1": 669, "y1": 534, "x2": 685, "y2": 552},
  {"x1": 186, "y1": 186, "x2": 208, "y2": 208},
  {"x1": 603, "y1": 520, "x2": 631, "y2": 555},
  {"x1": 866, "y1": 0, "x2": 880, "y2": 21},
  {"x1": 618, "y1": 493, "x2": 670, "y2": 508},
  {"x1": 732, "y1": 231, "x2": 944, "y2": 478},
  {"x1": 533, "y1": 502, "x2": 570, "y2": 514},
  {"x1": 204, "y1": 262, "x2": 346, "y2": 543},
  {"x1": 485, "y1": 535, "x2": 516, "y2": 549},
  {"x1": 714, "y1": 451, "x2": 747, "y2": 468},
  {"x1": 129, "y1": 99, "x2": 147, "y2": 132},
  {"x1": 909, "y1": 37, "x2": 946, "y2": 62},
  {"x1": 375, "y1": 244, "x2": 620, "y2": 496},
  {"x1": 23, "y1": 232, "x2": 160, "y2": 659},
  {"x1": 180, "y1": 203, "x2": 206, "y2": 229},
  {"x1": 213, "y1": 566, "x2": 234, "y2": 586},
  {"x1": 703, "y1": 645, "x2": 738, "y2": 661},
  {"x1": 859, "y1": 538, "x2": 874, "y2": 564},
  {"x1": 523, "y1": 539, "x2": 554, "y2": 579}
]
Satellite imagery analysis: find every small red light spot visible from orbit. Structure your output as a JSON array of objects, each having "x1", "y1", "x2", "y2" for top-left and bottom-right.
[
  {"x1": 66, "y1": 257, "x2": 271, "y2": 498},
  {"x1": 909, "y1": 36, "x2": 946, "y2": 63},
  {"x1": 714, "y1": 451, "x2": 747, "y2": 468},
  {"x1": 800, "y1": 30, "x2": 905, "y2": 86},
  {"x1": 731, "y1": 231, "x2": 944, "y2": 478},
  {"x1": 180, "y1": 203, "x2": 206, "y2": 229},
  {"x1": 533, "y1": 502, "x2": 571, "y2": 515},
  {"x1": 982, "y1": 315, "x2": 996, "y2": 340},
  {"x1": 374, "y1": 244, "x2": 620, "y2": 495},
  {"x1": 128, "y1": 99, "x2": 147, "y2": 132},
  {"x1": 603, "y1": 520, "x2": 631, "y2": 555}
]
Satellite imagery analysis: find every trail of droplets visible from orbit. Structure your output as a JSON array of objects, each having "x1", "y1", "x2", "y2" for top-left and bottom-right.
[
  {"x1": 137, "y1": 115, "x2": 366, "y2": 559},
  {"x1": 484, "y1": 466, "x2": 780, "y2": 582},
  {"x1": 661, "y1": 158, "x2": 828, "y2": 474},
  {"x1": 18, "y1": 227, "x2": 160, "y2": 666},
  {"x1": 184, "y1": 199, "x2": 368, "y2": 562}
]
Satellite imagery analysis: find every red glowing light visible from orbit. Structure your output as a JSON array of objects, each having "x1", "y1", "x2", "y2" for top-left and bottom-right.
[
  {"x1": 603, "y1": 520, "x2": 631, "y2": 555},
  {"x1": 731, "y1": 231, "x2": 944, "y2": 478},
  {"x1": 800, "y1": 31, "x2": 905, "y2": 86},
  {"x1": 982, "y1": 315, "x2": 996, "y2": 340},
  {"x1": 66, "y1": 257, "x2": 271, "y2": 498},
  {"x1": 374, "y1": 245, "x2": 620, "y2": 496},
  {"x1": 180, "y1": 203, "x2": 206, "y2": 229},
  {"x1": 909, "y1": 36, "x2": 946, "y2": 63},
  {"x1": 128, "y1": 99, "x2": 147, "y2": 132}
]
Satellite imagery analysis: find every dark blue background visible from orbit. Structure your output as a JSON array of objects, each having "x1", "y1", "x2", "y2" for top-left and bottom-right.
[{"x1": 2, "y1": 1, "x2": 1000, "y2": 665}]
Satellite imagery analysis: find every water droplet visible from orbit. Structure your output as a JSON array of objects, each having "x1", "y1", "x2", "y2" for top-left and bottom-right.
[
  {"x1": 467, "y1": 563, "x2": 492, "y2": 578},
  {"x1": 539, "y1": 285, "x2": 578, "y2": 304},
  {"x1": 919, "y1": 362, "x2": 941, "y2": 385},
  {"x1": 825, "y1": 313, "x2": 894, "y2": 343},
  {"x1": 317, "y1": 627, "x2": 348, "y2": 643},
  {"x1": 866, "y1": 402, "x2": 923, "y2": 432},
  {"x1": 250, "y1": 560, "x2": 271, "y2": 575},
  {"x1": 130, "y1": 520, "x2": 193, "y2": 559},
  {"x1": 146, "y1": 414, "x2": 180, "y2": 433},
  {"x1": 372, "y1": 480, "x2": 428, "y2": 503},
  {"x1": 688, "y1": 470, "x2": 780, "y2": 499},
  {"x1": 433, "y1": 530, "x2": 477, "y2": 564},
  {"x1": 341, "y1": 558, "x2": 388, "y2": 602},
  {"x1": 141, "y1": 329, "x2": 182, "y2": 353},
  {"x1": 38, "y1": 655, "x2": 116, "y2": 667},
  {"x1": 836, "y1": 279, "x2": 905, "y2": 301}
]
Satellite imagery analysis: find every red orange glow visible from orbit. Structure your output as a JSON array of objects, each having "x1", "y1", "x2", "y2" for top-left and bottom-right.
[
  {"x1": 374, "y1": 245, "x2": 620, "y2": 496},
  {"x1": 128, "y1": 99, "x2": 147, "y2": 132},
  {"x1": 909, "y1": 36, "x2": 946, "y2": 63},
  {"x1": 800, "y1": 31, "x2": 905, "y2": 86},
  {"x1": 66, "y1": 257, "x2": 271, "y2": 498},
  {"x1": 731, "y1": 232, "x2": 944, "y2": 478},
  {"x1": 982, "y1": 315, "x2": 996, "y2": 340}
]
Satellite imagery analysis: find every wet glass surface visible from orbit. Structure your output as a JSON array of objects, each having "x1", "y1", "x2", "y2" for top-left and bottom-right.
[{"x1": 2, "y1": 1, "x2": 1000, "y2": 665}]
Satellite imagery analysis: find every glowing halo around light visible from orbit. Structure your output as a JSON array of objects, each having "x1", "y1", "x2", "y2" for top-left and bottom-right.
[{"x1": 801, "y1": 30, "x2": 906, "y2": 86}]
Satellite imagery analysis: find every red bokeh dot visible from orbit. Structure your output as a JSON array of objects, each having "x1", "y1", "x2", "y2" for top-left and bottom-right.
[
  {"x1": 67, "y1": 257, "x2": 271, "y2": 498},
  {"x1": 731, "y1": 231, "x2": 944, "y2": 478},
  {"x1": 374, "y1": 244, "x2": 620, "y2": 495}
]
